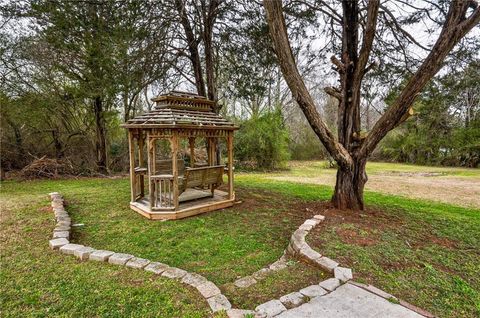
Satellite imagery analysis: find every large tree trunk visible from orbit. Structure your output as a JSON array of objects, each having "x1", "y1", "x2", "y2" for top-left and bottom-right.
[
  {"x1": 202, "y1": 0, "x2": 219, "y2": 107},
  {"x1": 332, "y1": 157, "x2": 367, "y2": 210},
  {"x1": 176, "y1": 0, "x2": 207, "y2": 97},
  {"x1": 264, "y1": 0, "x2": 479, "y2": 211},
  {"x1": 94, "y1": 96, "x2": 108, "y2": 174}
]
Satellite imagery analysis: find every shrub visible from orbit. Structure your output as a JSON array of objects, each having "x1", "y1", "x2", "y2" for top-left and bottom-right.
[{"x1": 234, "y1": 111, "x2": 290, "y2": 170}]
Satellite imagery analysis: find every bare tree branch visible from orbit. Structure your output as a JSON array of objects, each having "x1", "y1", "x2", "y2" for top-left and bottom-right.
[
  {"x1": 360, "y1": 0, "x2": 480, "y2": 157},
  {"x1": 264, "y1": 0, "x2": 353, "y2": 168}
]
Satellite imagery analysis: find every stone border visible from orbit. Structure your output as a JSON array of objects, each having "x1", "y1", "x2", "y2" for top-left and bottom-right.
[
  {"x1": 248, "y1": 215, "x2": 350, "y2": 317},
  {"x1": 47, "y1": 193, "x2": 432, "y2": 318},
  {"x1": 280, "y1": 213, "x2": 434, "y2": 318},
  {"x1": 233, "y1": 252, "x2": 290, "y2": 289},
  {"x1": 286, "y1": 214, "x2": 352, "y2": 280},
  {"x1": 47, "y1": 192, "x2": 231, "y2": 313}
]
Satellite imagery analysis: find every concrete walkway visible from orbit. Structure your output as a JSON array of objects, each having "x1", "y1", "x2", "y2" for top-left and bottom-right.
[{"x1": 277, "y1": 283, "x2": 424, "y2": 318}]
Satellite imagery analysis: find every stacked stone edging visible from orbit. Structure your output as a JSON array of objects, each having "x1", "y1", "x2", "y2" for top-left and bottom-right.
[
  {"x1": 233, "y1": 252, "x2": 289, "y2": 289},
  {"x1": 47, "y1": 193, "x2": 430, "y2": 318},
  {"x1": 248, "y1": 215, "x2": 354, "y2": 317},
  {"x1": 47, "y1": 192, "x2": 231, "y2": 313},
  {"x1": 279, "y1": 213, "x2": 433, "y2": 318},
  {"x1": 286, "y1": 214, "x2": 353, "y2": 281},
  {"x1": 47, "y1": 193, "x2": 347, "y2": 318}
]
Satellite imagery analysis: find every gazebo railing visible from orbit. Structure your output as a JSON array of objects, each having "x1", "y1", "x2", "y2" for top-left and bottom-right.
[
  {"x1": 150, "y1": 174, "x2": 175, "y2": 210},
  {"x1": 134, "y1": 167, "x2": 147, "y2": 200}
]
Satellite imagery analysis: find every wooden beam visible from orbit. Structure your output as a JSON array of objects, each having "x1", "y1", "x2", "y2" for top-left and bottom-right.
[
  {"x1": 171, "y1": 132, "x2": 179, "y2": 210},
  {"x1": 138, "y1": 132, "x2": 144, "y2": 166},
  {"x1": 128, "y1": 130, "x2": 136, "y2": 202},
  {"x1": 189, "y1": 137, "x2": 195, "y2": 167},
  {"x1": 138, "y1": 131, "x2": 145, "y2": 197},
  {"x1": 147, "y1": 132, "x2": 154, "y2": 209},
  {"x1": 227, "y1": 131, "x2": 234, "y2": 200}
]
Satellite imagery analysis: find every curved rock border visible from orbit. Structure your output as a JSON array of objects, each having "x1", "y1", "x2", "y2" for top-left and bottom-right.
[
  {"x1": 47, "y1": 193, "x2": 429, "y2": 318},
  {"x1": 280, "y1": 213, "x2": 434, "y2": 318},
  {"x1": 233, "y1": 252, "x2": 290, "y2": 289},
  {"x1": 47, "y1": 192, "x2": 231, "y2": 313},
  {"x1": 46, "y1": 192, "x2": 345, "y2": 317},
  {"x1": 286, "y1": 214, "x2": 353, "y2": 282}
]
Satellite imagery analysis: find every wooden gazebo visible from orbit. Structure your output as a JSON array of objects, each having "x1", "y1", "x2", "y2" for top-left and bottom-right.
[{"x1": 122, "y1": 91, "x2": 238, "y2": 220}]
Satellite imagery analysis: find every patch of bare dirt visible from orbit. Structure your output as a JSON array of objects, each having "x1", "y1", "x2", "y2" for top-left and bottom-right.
[
  {"x1": 38, "y1": 205, "x2": 53, "y2": 213},
  {"x1": 270, "y1": 174, "x2": 480, "y2": 208},
  {"x1": 336, "y1": 228, "x2": 378, "y2": 246}
]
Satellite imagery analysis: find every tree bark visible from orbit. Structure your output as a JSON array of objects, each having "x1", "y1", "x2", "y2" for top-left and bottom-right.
[
  {"x1": 332, "y1": 157, "x2": 367, "y2": 210},
  {"x1": 265, "y1": 0, "x2": 479, "y2": 210},
  {"x1": 94, "y1": 96, "x2": 108, "y2": 174},
  {"x1": 202, "y1": 0, "x2": 219, "y2": 106},
  {"x1": 176, "y1": 0, "x2": 207, "y2": 97}
]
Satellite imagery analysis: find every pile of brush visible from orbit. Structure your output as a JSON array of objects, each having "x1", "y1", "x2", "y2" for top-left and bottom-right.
[{"x1": 20, "y1": 156, "x2": 75, "y2": 179}]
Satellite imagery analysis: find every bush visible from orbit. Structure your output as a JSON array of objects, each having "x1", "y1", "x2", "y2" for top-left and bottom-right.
[
  {"x1": 234, "y1": 111, "x2": 290, "y2": 170},
  {"x1": 288, "y1": 125, "x2": 327, "y2": 160}
]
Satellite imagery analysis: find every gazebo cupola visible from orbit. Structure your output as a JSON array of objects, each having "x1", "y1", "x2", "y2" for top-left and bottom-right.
[{"x1": 122, "y1": 91, "x2": 238, "y2": 220}]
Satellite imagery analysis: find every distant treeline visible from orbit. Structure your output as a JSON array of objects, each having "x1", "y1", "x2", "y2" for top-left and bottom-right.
[{"x1": 1, "y1": 1, "x2": 478, "y2": 178}]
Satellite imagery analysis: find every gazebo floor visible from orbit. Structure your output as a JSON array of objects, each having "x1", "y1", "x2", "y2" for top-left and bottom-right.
[{"x1": 130, "y1": 189, "x2": 235, "y2": 220}]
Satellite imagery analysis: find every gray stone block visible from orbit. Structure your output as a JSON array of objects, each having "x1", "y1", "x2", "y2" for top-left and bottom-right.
[
  {"x1": 313, "y1": 214, "x2": 325, "y2": 221},
  {"x1": 226, "y1": 309, "x2": 256, "y2": 318},
  {"x1": 299, "y1": 285, "x2": 328, "y2": 298},
  {"x1": 74, "y1": 246, "x2": 95, "y2": 260},
  {"x1": 54, "y1": 225, "x2": 71, "y2": 232},
  {"x1": 59, "y1": 243, "x2": 84, "y2": 255},
  {"x1": 161, "y1": 267, "x2": 188, "y2": 279},
  {"x1": 54, "y1": 210, "x2": 69, "y2": 218},
  {"x1": 144, "y1": 262, "x2": 170, "y2": 274},
  {"x1": 304, "y1": 219, "x2": 320, "y2": 227},
  {"x1": 269, "y1": 259, "x2": 288, "y2": 271},
  {"x1": 299, "y1": 223, "x2": 314, "y2": 231},
  {"x1": 299, "y1": 247, "x2": 322, "y2": 261},
  {"x1": 255, "y1": 299, "x2": 287, "y2": 317},
  {"x1": 125, "y1": 257, "x2": 150, "y2": 269},
  {"x1": 196, "y1": 281, "x2": 221, "y2": 298},
  {"x1": 291, "y1": 230, "x2": 307, "y2": 252},
  {"x1": 207, "y1": 294, "x2": 232, "y2": 312},
  {"x1": 280, "y1": 292, "x2": 305, "y2": 308},
  {"x1": 334, "y1": 266, "x2": 353, "y2": 282},
  {"x1": 181, "y1": 272, "x2": 208, "y2": 288},
  {"x1": 56, "y1": 216, "x2": 71, "y2": 222},
  {"x1": 234, "y1": 276, "x2": 257, "y2": 288},
  {"x1": 315, "y1": 256, "x2": 339, "y2": 272},
  {"x1": 318, "y1": 278, "x2": 341, "y2": 292},
  {"x1": 108, "y1": 253, "x2": 134, "y2": 265},
  {"x1": 49, "y1": 238, "x2": 69, "y2": 250},
  {"x1": 89, "y1": 250, "x2": 114, "y2": 262},
  {"x1": 286, "y1": 243, "x2": 296, "y2": 256},
  {"x1": 253, "y1": 268, "x2": 271, "y2": 280},
  {"x1": 52, "y1": 231, "x2": 69, "y2": 239}
]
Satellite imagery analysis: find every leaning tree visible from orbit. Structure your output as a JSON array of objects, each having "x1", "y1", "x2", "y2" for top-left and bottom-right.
[{"x1": 264, "y1": 0, "x2": 480, "y2": 210}]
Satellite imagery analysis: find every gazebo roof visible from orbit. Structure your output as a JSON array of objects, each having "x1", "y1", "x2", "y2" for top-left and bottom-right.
[{"x1": 122, "y1": 91, "x2": 237, "y2": 130}]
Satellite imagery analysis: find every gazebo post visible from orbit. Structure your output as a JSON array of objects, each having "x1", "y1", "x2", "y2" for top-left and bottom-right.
[
  {"x1": 138, "y1": 131, "x2": 145, "y2": 197},
  {"x1": 171, "y1": 132, "x2": 180, "y2": 210},
  {"x1": 128, "y1": 129, "x2": 136, "y2": 202},
  {"x1": 227, "y1": 131, "x2": 234, "y2": 200},
  {"x1": 207, "y1": 137, "x2": 216, "y2": 165},
  {"x1": 147, "y1": 132, "x2": 154, "y2": 209},
  {"x1": 189, "y1": 137, "x2": 195, "y2": 167}
]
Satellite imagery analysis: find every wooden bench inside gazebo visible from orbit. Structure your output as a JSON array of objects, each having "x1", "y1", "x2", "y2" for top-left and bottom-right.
[{"x1": 122, "y1": 91, "x2": 238, "y2": 220}]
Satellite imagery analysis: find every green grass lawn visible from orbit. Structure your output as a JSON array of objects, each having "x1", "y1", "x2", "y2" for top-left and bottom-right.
[
  {"x1": 1, "y1": 162, "x2": 479, "y2": 317},
  {"x1": 285, "y1": 160, "x2": 480, "y2": 177},
  {"x1": 0, "y1": 177, "x2": 326, "y2": 315},
  {"x1": 236, "y1": 174, "x2": 480, "y2": 318}
]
